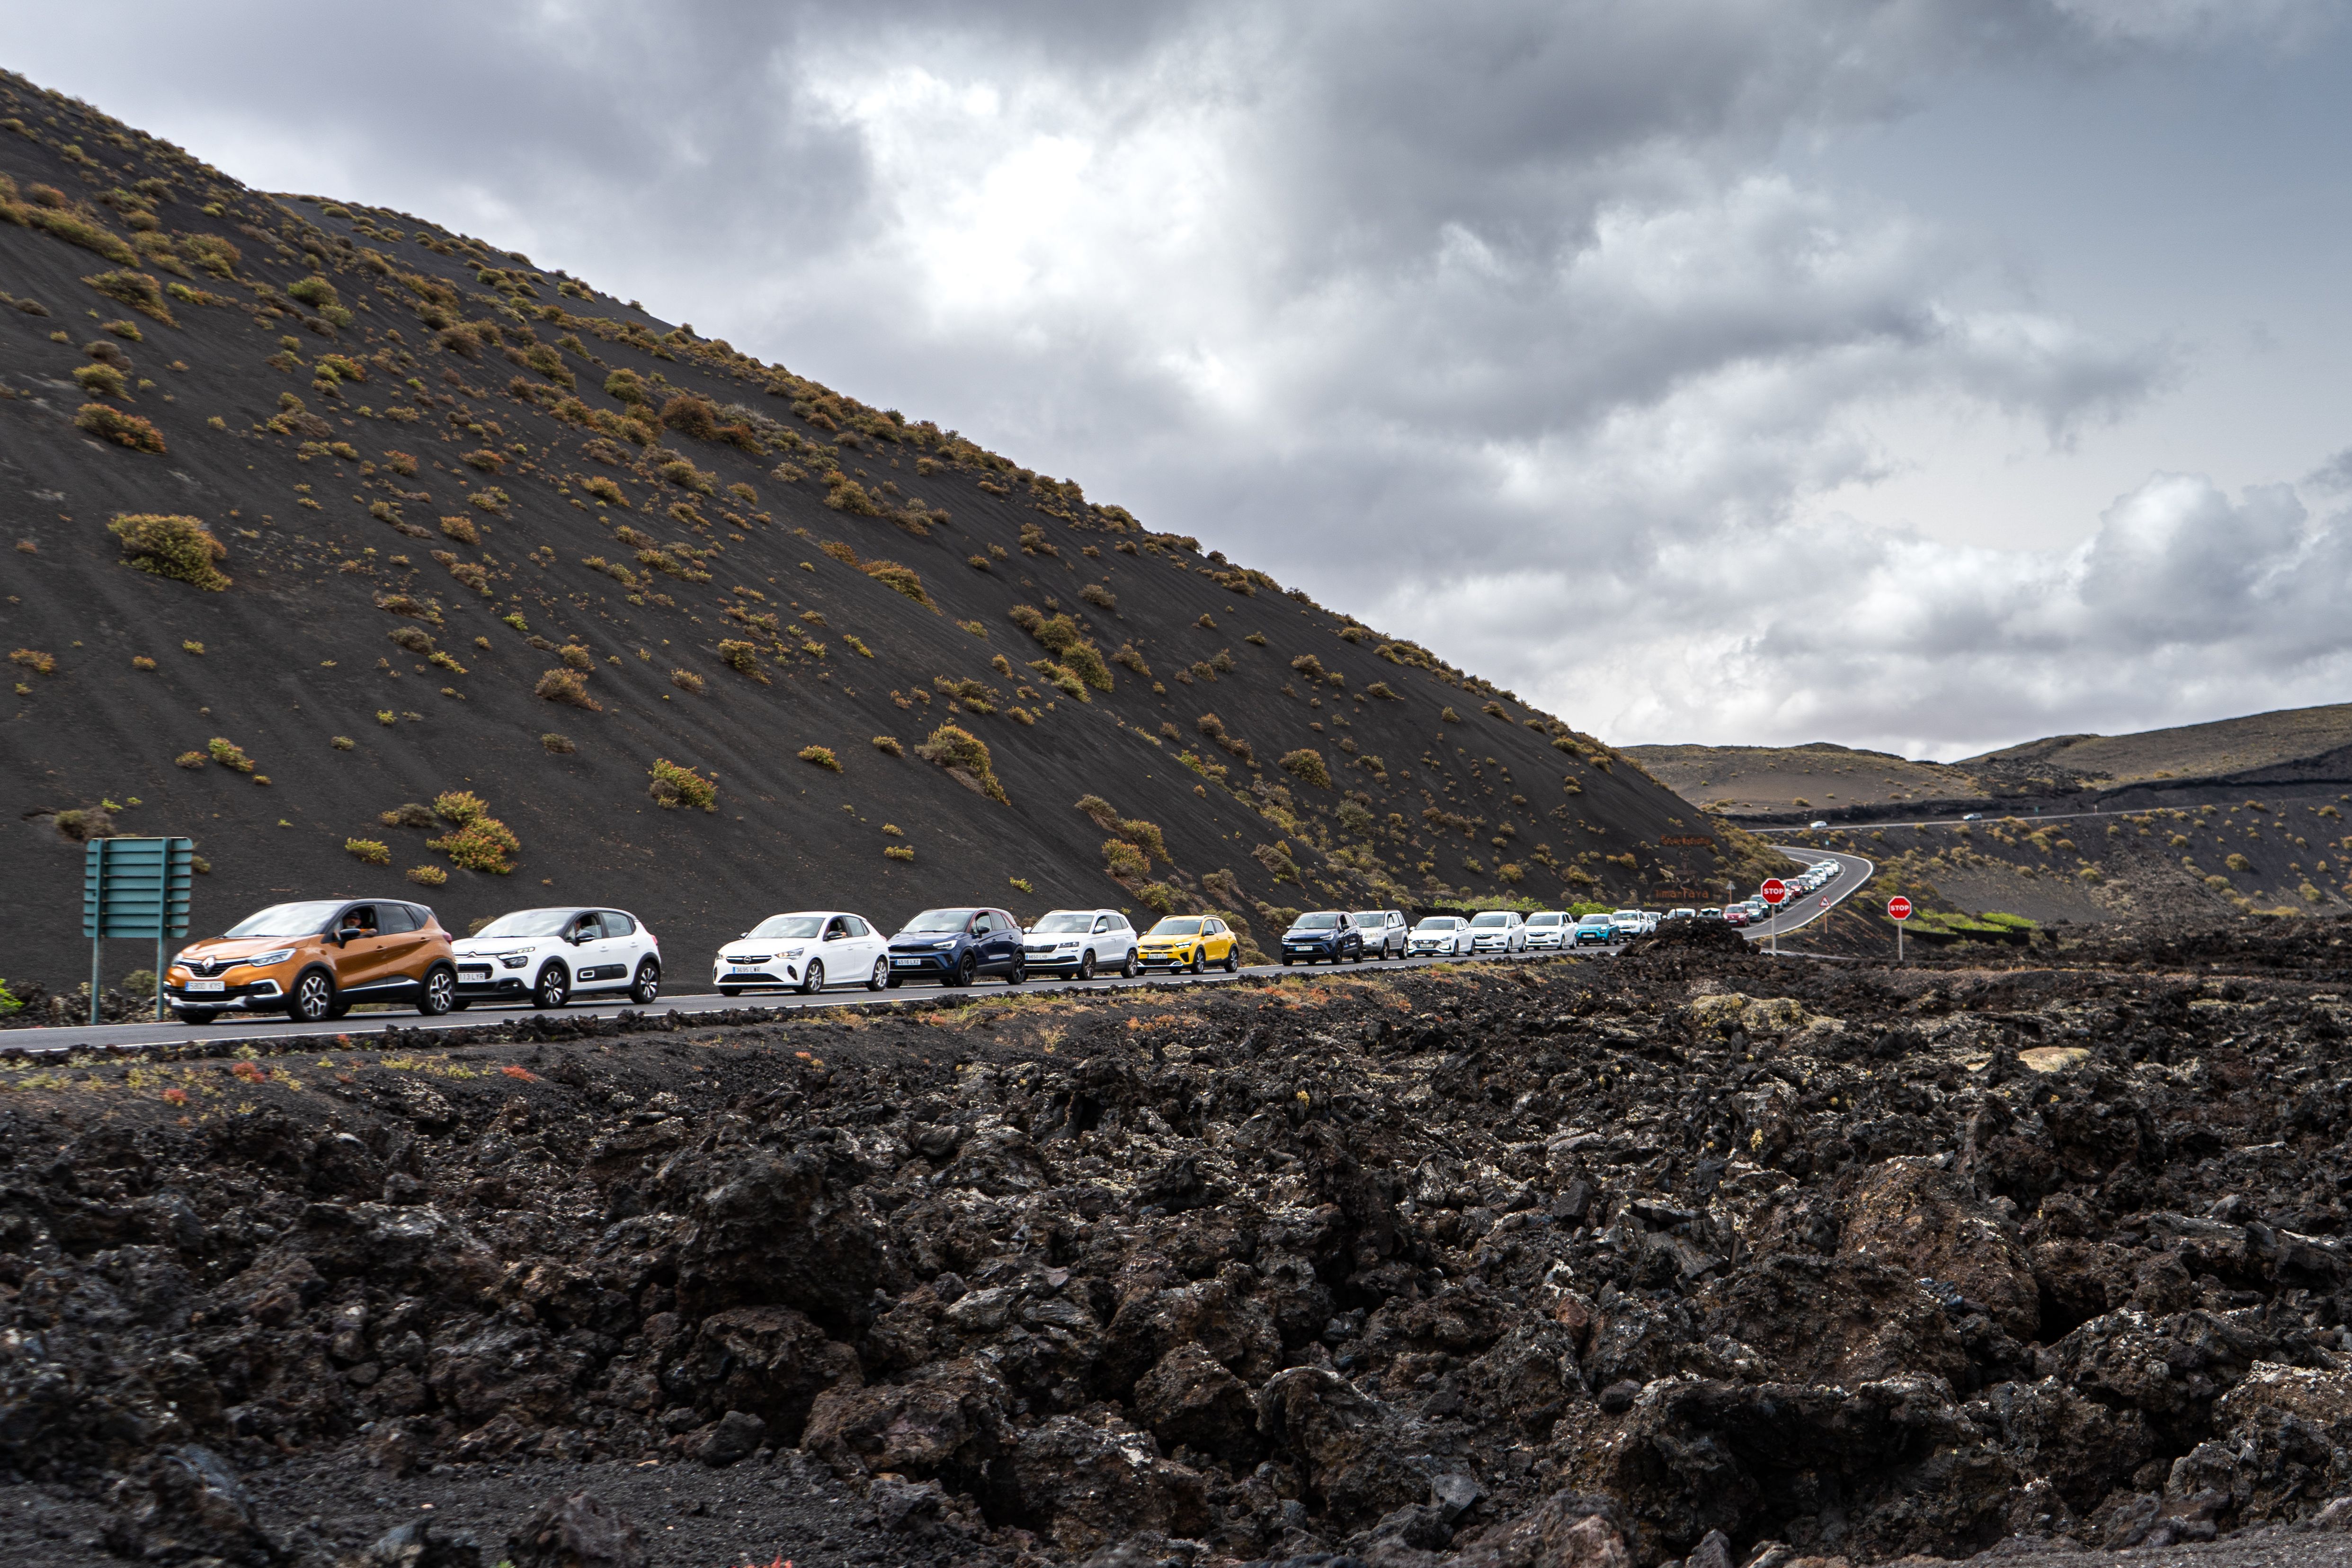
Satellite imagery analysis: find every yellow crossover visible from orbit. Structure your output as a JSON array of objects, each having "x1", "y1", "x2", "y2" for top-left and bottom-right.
[{"x1": 1135, "y1": 915, "x2": 1240, "y2": 973}]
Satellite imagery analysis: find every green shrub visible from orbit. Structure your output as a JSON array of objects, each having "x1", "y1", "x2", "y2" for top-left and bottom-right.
[
  {"x1": 286, "y1": 275, "x2": 340, "y2": 310},
  {"x1": 873, "y1": 735, "x2": 903, "y2": 756},
  {"x1": 82, "y1": 269, "x2": 175, "y2": 324},
  {"x1": 716, "y1": 640, "x2": 768, "y2": 683},
  {"x1": 72, "y1": 362, "x2": 126, "y2": 398},
  {"x1": 670, "y1": 668, "x2": 705, "y2": 694},
  {"x1": 541, "y1": 732, "x2": 575, "y2": 754},
  {"x1": 1366, "y1": 682, "x2": 1399, "y2": 700},
  {"x1": 75, "y1": 404, "x2": 166, "y2": 453},
  {"x1": 648, "y1": 758, "x2": 717, "y2": 811},
  {"x1": 1279, "y1": 748, "x2": 1331, "y2": 788},
  {"x1": 406, "y1": 864, "x2": 448, "y2": 887},
  {"x1": 1103, "y1": 839, "x2": 1149, "y2": 880},
  {"x1": 207, "y1": 737, "x2": 255, "y2": 773},
  {"x1": 434, "y1": 790, "x2": 489, "y2": 824},
  {"x1": 174, "y1": 750, "x2": 206, "y2": 769},
  {"x1": 428, "y1": 810, "x2": 520, "y2": 873},
  {"x1": 884, "y1": 845, "x2": 914, "y2": 862},
  {"x1": 915, "y1": 724, "x2": 1008, "y2": 803},
  {"x1": 799, "y1": 745, "x2": 843, "y2": 773},
  {"x1": 345, "y1": 837, "x2": 391, "y2": 865},
  {"x1": 1440, "y1": 706, "x2": 1461, "y2": 723},
  {"x1": 330, "y1": 735, "x2": 355, "y2": 751},
  {"x1": 10, "y1": 649, "x2": 55, "y2": 675},
  {"x1": 1080, "y1": 582, "x2": 1116, "y2": 611},
  {"x1": 1137, "y1": 882, "x2": 1178, "y2": 916}
]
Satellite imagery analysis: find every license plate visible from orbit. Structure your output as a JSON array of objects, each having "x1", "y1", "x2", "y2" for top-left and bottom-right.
[
  {"x1": 891, "y1": 958, "x2": 920, "y2": 967},
  {"x1": 186, "y1": 980, "x2": 225, "y2": 993}
]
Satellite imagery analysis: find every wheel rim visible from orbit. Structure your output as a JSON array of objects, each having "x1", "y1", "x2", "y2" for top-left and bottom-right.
[
  {"x1": 298, "y1": 975, "x2": 329, "y2": 1019},
  {"x1": 1079, "y1": 952, "x2": 1095, "y2": 979},
  {"x1": 804, "y1": 961, "x2": 823, "y2": 995},
  {"x1": 636, "y1": 963, "x2": 659, "y2": 1001},
  {"x1": 542, "y1": 968, "x2": 567, "y2": 1005},
  {"x1": 958, "y1": 955, "x2": 975, "y2": 986},
  {"x1": 872, "y1": 958, "x2": 887, "y2": 988},
  {"x1": 428, "y1": 971, "x2": 454, "y2": 1011}
]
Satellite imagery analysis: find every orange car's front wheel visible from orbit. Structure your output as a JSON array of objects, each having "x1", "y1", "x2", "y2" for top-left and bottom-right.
[{"x1": 288, "y1": 970, "x2": 335, "y2": 1025}]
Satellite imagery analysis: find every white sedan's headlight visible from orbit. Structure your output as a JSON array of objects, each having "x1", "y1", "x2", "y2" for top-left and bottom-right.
[{"x1": 499, "y1": 954, "x2": 529, "y2": 969}]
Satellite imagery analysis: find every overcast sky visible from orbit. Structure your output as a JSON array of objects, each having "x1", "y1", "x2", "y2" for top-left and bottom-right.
[{"x1": 12, "y1": 1, "x2": 2352, "y2": 758}]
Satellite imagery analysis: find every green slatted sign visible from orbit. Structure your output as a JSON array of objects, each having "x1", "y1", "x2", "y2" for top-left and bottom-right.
[{"x1": 82, "y1": 837, "x2": 193, "y2": 1025}]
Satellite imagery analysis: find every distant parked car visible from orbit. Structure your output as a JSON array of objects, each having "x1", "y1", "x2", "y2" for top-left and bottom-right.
[
  {"x1": 1522, "y1": 911, "x2": 1568, "y2": 949},
  {"x1": 1809, "y1": 820, "x2": 1828, "y2": 829},
  {"x1": 1723, "y1": 908, "x2": 1753, "y2": 928},
  {"x1": 1282, "y1": 911, "x2": 1363, "y2": 965},
  {"x1": 460, "y1": 906, "x2": 661, "y2": 1008},
  {"x1": 888, "y1": 907, "x2": 1025, "y2": 987},
  {"x1": 1665, "y1": 908, "x2": 1695, "y2": 922},
  {"x1": 1407, "y1": 916, "x2": 1472, "y2": 957},
  {"x1": 1352, "y1": 909, "x2": 1409, "y2": 959},
  {"x1": 1608, "y1": 908, "x2": 1650, "y2": 942},
  {"x1": 715, "y1": 910, "x2": 887, "y2": 996},
  {"x1": 1022, "y1": 909, "x2": 1139, "y2": 979},
  {"x1": 1572, "y1": 913, "x2": 1615, "y2": 946},
  {"x1": 1468, "y1": 910, "x2": 1526, "y2": 953},
  {"x1": 1696, "y1": 907, "x2": 1723, "y2": 921},
  {"x1": 1138, "y1": 915, "x2": 1240, "y2": 973},
  {"x1": 1961, "y1": 812, "x2": 1983, "y2": 821}
]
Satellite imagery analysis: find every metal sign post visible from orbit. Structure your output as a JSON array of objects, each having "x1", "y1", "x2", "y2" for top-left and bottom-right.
[
  {"x1": 81, "y1": 837, "x2": 194, "y2": 1024},
  {"x1": 1887, "y1": 896, "x2": 1912, "y2": 964},
  {"x1": 1759, "y1": 878, "x2": 1788, "y2": 957}
]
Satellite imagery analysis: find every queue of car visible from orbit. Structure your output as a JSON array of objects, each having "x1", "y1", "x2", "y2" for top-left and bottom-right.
[{"x1": 159, "y1": 870, "x2": 1843, "y2": 1027}]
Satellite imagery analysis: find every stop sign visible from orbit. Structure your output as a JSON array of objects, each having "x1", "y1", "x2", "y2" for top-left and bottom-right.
[
  {"x1": 1887, "y1": 896, "x2": 1913, "y2": 921},
  {"x1": 1760, "y1": 878, "x2": 1788, "y2": 906}
]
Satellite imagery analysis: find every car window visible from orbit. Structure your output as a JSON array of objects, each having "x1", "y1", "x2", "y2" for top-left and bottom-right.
[
  {"x1": 841, "y1": 915, "x2": 868, "y2": 937},
  {"x1": 971, "y1": 912, "x2": 996, "y2": 935},
  {"x1": 225, "y1": 900, "x2": 343, "y2": 938},
  {"x1": 1293, "y1": 912, "x2": 1339, "y2": 930},
  {"x1": 903, "y1": 909, "x2": 976, "y2": 934},
  {"x1": 753, "y1": 914, "x2": 826, "y2": 939},
  {"x1": 1470, "y1": 912, "x2": 1509, "y2": 928},
  {"x1": 570, "y1": 913, "x2": 605, "y2": 941},
  {"x1": 341, "y1": 904, "x2": 379, "y2": 933},
  {"x1": 825, "y1": 917, "x2": 848, "y2": 940},
  {"x1": 377, "y1": 903, "x2": 419, "y2": 934},
  {"x1": 1092, "y1": 917, "x2": 1110, "y2": 933},
  {"x1": 604, "y1": 911, "x2": 637, "y2": 936}
]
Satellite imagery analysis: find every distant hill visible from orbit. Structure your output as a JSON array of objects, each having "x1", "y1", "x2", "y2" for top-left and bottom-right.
[
  {"x1": 1630, "y1": 704, "x2": 2352, "y2": 821},
  {"x1": 0, "y1": 71, "x2": 1730, "y2": 996}
]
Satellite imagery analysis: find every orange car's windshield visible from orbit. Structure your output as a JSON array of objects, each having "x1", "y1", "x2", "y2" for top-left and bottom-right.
[{"x1": 224, "y1": 901, "x2": 342, "y2": 938}]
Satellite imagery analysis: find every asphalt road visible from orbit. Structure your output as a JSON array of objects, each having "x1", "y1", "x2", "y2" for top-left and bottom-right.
[
  {"x1": 1742, "y1": 846, "x2": 1876, "y2": 942},
  {"x1": 0, "y1": 945, "x2": 1604, "y2": 1054},
  {"x1": 1754, "y1": 804, "x2": 2135, "y2": 834}
]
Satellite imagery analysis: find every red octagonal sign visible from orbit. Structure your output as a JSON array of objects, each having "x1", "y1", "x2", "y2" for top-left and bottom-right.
[
  {"x1": 1887, "y1": 896, "x2": 1913, "y2": 921},
  {"x1": 1759, "y1": 878, "x2": 1788, "y2": 906}
]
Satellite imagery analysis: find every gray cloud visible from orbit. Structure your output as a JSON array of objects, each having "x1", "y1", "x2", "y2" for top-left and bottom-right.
[{"x1": 10, "y1": 0, "x2": 2346, "y2": 757}]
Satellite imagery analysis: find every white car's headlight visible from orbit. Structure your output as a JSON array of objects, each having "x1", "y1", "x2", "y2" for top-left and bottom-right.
[
  {"x1": 499, "y1": 954, "x2": 529, "y2": 969},
  {"x1": 778, "y1": 945, "x2": 805, "y2": 957}
]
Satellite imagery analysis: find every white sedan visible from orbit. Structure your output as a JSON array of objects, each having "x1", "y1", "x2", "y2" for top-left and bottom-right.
[
  {"x1": 715, "y1": 911, "x2": 890, "y2": 995},
  {"x1": 1023, "y1": 909, "x2": 1140, "y2": 979},
  {"x1": 1522, "y1": 911, "x2": 1568, "y2": 949},
  {"x1": 453, "y1": 906, "x2": 661, "y2": 1009},
  {"x1": 1407, "y1": 916, "x2": 1472, "y2": 956}
]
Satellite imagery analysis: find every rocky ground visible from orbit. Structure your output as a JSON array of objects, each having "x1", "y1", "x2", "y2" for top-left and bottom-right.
[{"x1": 8, "y1": 923, "x2": 2352, "y2": 1568}]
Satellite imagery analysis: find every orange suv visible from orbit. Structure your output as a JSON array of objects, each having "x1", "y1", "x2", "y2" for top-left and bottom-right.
[{"x1": 164, "y1": 898, "x2": 460, "y2": 1025}]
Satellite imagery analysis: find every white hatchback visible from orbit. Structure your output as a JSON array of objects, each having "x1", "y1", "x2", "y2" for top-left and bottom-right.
[
  {"x1": 1023, "y1": 909, "x2": 1140, "y2": 979},
  {"x1": 1522, "y1": 911, "x2": 1568, "y2": 949},
  {"x1": 454, "y1": 907, "x2": 660, "y2": 1009},
  {"x1": 715, "y1": 911, "x2": 890, "y2": 995}
]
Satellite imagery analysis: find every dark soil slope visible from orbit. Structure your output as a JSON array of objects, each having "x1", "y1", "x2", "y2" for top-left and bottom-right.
[
  {"x1": 8, "y1": 938, "x2": 2352, "y2": 1565},
  {"x1": 0, "y1": 72, "x2": 1728, "y2": 998}
]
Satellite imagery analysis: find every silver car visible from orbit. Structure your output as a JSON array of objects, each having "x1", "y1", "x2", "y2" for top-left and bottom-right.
[{"x1": 1351, "y1": 909, "x2": 1409, "y2": 960}]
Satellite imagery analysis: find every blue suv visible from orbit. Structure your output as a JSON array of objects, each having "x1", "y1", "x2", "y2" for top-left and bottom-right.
[
  {"x1": 887, "y1": 907, "x2": 1025, "y2": 987},
  {"x1": 1281, "y1": 910, "x2": 1364, "y2": 965}
]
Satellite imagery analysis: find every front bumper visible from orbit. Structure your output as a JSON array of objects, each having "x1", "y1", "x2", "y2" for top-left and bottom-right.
[
  {"x1": 1137, "y1": 947, "x2": 1198, "y2": 968},
  {"x1": 164, "y1": 977, "x2": 284, "y2": 1010},
  {"x1": 1525, "y1": 932, "x2": 1562, "y2": 948},
  {"x1": 1405, "y1": 940, "x2": 1452, "y2": 955},
  {"x1": 713, "y1": 957, "x2": 804, "y2": 988},
  {"x1": 888, "y1": 950, "x2": 958, "y2": 978},
  {"x1": 1471, "y1": 937, "x2": 1514, "y2": 952},
  {"x1": 1023, "y1": 947, "x2": 1084, "y2": 971}
]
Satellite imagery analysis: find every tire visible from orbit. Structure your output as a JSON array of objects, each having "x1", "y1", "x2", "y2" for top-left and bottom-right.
[
  {"x1": 1186, "y1": 948, "x2": 1203, "y2": 975},
  {"x1": 533, "y1": 962, "x2": 570, "y2": 1010},
  {"x1": 954, "y1": 953, "x2": 976, "y2": 988},
  {"x1": 449, "y1": 999, "x2": 472, "y2": 1011},
  {"x1": 1006, "y1": 957, "x2": 1025, "y2": 985},
  {"x1": 1223, "y1": 949, "x2": 1239, "y2": 973},
  {"x1": 288, "y1": 970, "x2": 335, "y2": 1025},
  {"x1": 1077, "y1": 950, "x2": 1097, "y2": 980},
  {"x1": 885, "y1": 973, "x2": 902, "y2": 989},
  {"x1": 1281, "y1": 956, "x2": 1293, "y2": 967},
  {"x1": 1120, "y1": 948, "x2": 1139, "y2": 979},
  {"x1": 325, "y1": 998, "x2": 352, "y2": 1021},
  {"x1": 419, "y1": 965, "x2": 457, "y2": 1016},
  {"x1": 720, "y1": 986, "x2": 742, "y2": 997},
  {"x1": 631, "y1": 960, "x2": 661, "y2": 1005},
  {"x1": 800, "y1": 959, "x2": 825, "y2": 997},
  {"x1": 867, "y1": 956, "x2": 887, "y2": 991},
  {"x1": 171, "y1": 1008, "x2": 220, "y2": 1025}
]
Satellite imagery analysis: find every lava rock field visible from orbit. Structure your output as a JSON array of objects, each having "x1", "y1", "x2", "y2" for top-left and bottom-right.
[{"x1": 7, "y1": 927, "x2": 2352, "y2": 1567}]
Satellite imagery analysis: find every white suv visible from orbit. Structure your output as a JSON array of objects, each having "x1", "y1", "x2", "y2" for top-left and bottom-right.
[
  {"x1": 715, "y1": 911, "x2": 890, "y2": 995},
  {"x1": 1351, "y1": 909, "x2": 1408, "y2": 959},
  {"x1": 1467, "y1": 910, "x2": 1526, "y2": 953},
  {"x1": 454, "y1": 907, "x2": 660, "y2": 1009},
  {"x1": 1523, "y1": 911, "x2": 1567, "y2": 949},
  {"x1": 1023, "y1": 909, "x2": 1140, "y2": 979}
]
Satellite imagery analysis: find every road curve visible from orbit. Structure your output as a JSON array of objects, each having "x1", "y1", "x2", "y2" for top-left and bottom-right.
[{"x1": 1743, "y1": 846, "x2": 1876, "y2": 944}]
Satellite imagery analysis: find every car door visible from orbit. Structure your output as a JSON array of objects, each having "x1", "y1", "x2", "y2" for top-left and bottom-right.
[
  {"x1": 1203, "y1": 918, "x2": 1229, "y2": 963},
  {"x1": 576, "y1": 911, "x2": 631, "y2": 989},
  {"x1": 841, "y1": 915, "x2": 884, "y2": 981},
  {"x1": 991, "y1": 909, "x2": 1023, "y2": 971},
  {"x1": 330, "y1": 903, "x2": 396, "y2": 989},
  {"x1": 597, "y1": 910, "x2": 647, "y2": 988},
  {"x1": 1387, "y1": 912, "x2": 1404, "y2": 955},
  {"x1": 1089, "y1": 914, "x2": 1114, "y2": 967},
  {"x1": 374, "y1": 900, "x2": 431, "y2": 983},
  {"x1": 966, "y1": 910, "x2": 1001, "y2": 972}
]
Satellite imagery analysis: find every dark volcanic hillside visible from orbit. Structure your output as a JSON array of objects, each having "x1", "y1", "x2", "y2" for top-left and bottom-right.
[{"x1": 0, "y1": 73, "x2": 1721, "y2": 998}]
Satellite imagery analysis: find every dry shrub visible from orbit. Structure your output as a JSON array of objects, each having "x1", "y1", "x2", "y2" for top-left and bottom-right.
[
  {"x1": 540, "y1": 733, "x2": 575, "y2": 755},
  {"x1": 535, "y1": 668, "x2": 600, "y2": 710},
  {"x1": 207, "y1": 737, "x2": 255, "y2": 773},
  {"x1": 670, "y1": 668, "x2": 705, "y2": 694},
  {"x1": 798, "y1": 745, "x2": 843, "y2": 773},
  {"x1": 1279, "y1": 748, "x2": 1332, "y2": 788},
  {"x1": 915, "y1": 724, "x2": 1009, "y2": 804},
  {"x1": 863, "y1": 560, "x2": 935, "y2": 610},
  {"x1": 81, "y1": 269, "x2": 175, "y2": 324},
  {"x1": 873, "y1": 735, "x2": 904, "y2": 757},
  {"x1": 717, "y1": 640, "x2": 769, "y2": 683},
  {"x1": 76, "y1": 404, "x2": 166, "y2": 453},
  {"x1": 406, "y1": 864, "x2": 449, "y2": 887},
  {"x1": 659, "y1": 393, "x2": 719, "y2": 441},
  {"x1": 345, "y1": 838, "x2": 391, "y2": 865},
  {"x1": 1080, "y1": 582, "x2": 1116, "y2": 610}
]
